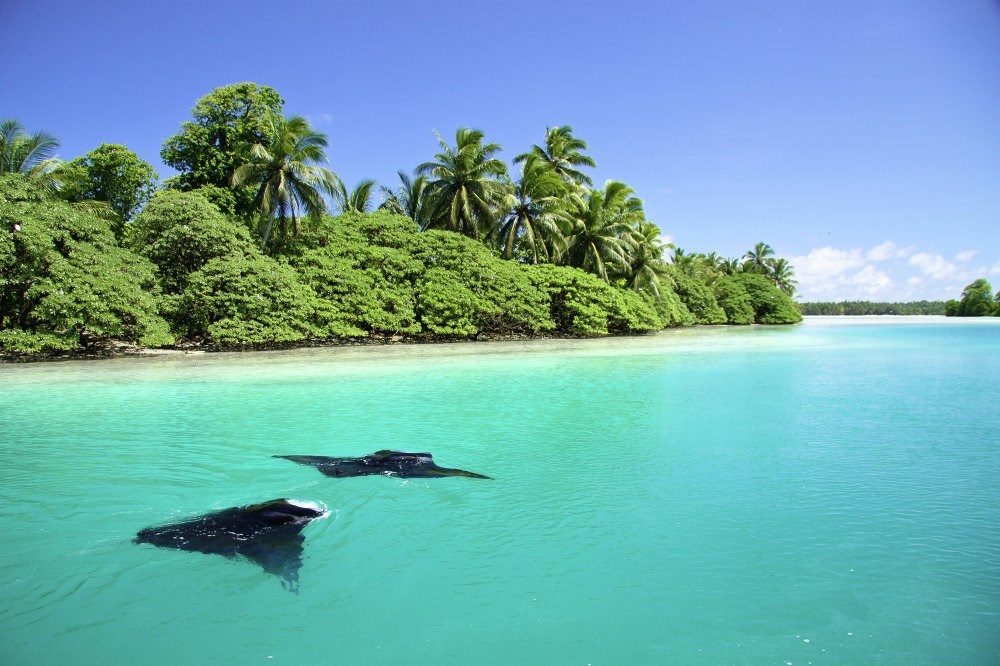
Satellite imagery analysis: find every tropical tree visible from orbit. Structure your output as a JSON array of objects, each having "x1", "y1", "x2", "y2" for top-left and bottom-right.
[
  {"x1": 769, "y1": 257, "x2": 798, "y2": 296},
  {"x1": 562, "y1": 180, "x2": 642, "y2": 282},
  {"x1": 743, "y1": 241, "x2": 775, "y2": 273},
  {"x1": 669, "y1": 246, "x2": 697, "y2": 274},
  {"x1": 161, "y1": 83, "x2": 284, "y2": 216},
  {"x1": 497, "y1": 153, "x2": 572, "y2": 263},
  {"x1": 718, "y1": 257, "x2": 743, "y2": 275},
  {"x1": 626, "y1": 221, "x2": 672, "y2": 296},
  {"x1": 231, "y1": 114, "x2": 338, "y2": 250},
  {"x1": 378, "y1": 171, "x2": 432, "y2": 229},
  {"x1": 416, "y1": 128, "x2": 511, "y2": 240},
  {"x1": 0, "y1": 120, "x2": 61, "y2": 184},
  {"x1": 333, "y1": 178, "x2": 376, "y2": 214},
  {"x1": 514, "y1": 125, "x2": 596, "y2": 186},
  {"x1": 956, "y1": 278, "x2": 995, "y2": 317},
  {"x1": 55, "y1": 143, "x2": 158, "y2": 238}
]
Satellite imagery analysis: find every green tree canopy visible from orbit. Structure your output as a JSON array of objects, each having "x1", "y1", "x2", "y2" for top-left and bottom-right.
[
  {"x1": 334, "y1": 178, "x2": 377, "y2": 214},
  {"x1": 417, "y1": 128, "x2": 511, "y2": 240},
  {"x1": 955, "y1": 278, "x2": 995, "y2": 317},
  {"x1": 231, "y1": 114, "x2": 338, "y2": 250},
  {"x1": 0, "y1": 175, "x2": 172, "y2": 352},
  {"x1": 625, "y1": 221, "x2": 672, "y2": 298},
  {"x1": 514, "y1": 125, "x2": 596, "y2": 187},
  {"x1": 161, "y1": 83, "x2": 284, "y2": 216},
  {"x1": 378, "y1": 171, "x2": 433, "y2": 230},
  {"x1": 0, "y1": 120, "x2": 62, "y2": 189},
  {"x1": 562, "y1": 180, "x2": 642, "y2": 283},
  {"x1": 129, "y1": 190, "x2": 255, "y2": 294},
  {"x1": 498, "y1": 153, "x2": 571, "y2": 263},
  {"x1": 55, "y1": 143, "x2": 158, "y2": 238},
  {"x1": 732, "y1": 272, "x2": 802, "y2": 324}
]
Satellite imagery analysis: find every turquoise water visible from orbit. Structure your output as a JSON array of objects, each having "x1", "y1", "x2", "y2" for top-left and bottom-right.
[{"x1": 1, "y1": 317, "x2": 999, "y2": 665}]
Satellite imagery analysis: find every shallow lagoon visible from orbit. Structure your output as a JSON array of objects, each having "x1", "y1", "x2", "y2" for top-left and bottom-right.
[{"x1": 2, "y1": 317, "x2": 998, "y2": 664}]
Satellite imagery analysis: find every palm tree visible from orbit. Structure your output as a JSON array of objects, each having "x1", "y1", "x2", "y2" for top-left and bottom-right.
[
  {"x1": 769, "y1": 257, "x2": 798, "y2": 296},
  {"x1": 563, "y1": 180, "x2": 643, "y2": 282},
  {"x1": 416, "y1": 128, "x2": 511, "y2": 240},
  {"x1": 497, "y1": 154, "x2": 572, "y2": 263},
  {"x1": 514, "y1": 125, "x2": 596, "y2": 186},
  {"x1": 626, "y1": 221, "x2": 673, "y2": 296},
  {"x1": 742, "y1": 241, "x2": 775, "y2": 273},
  {"x1": 668, "y1": 246, "x2": 689, "y2": 272},
  {"x1": 719, "y1": 257, "x2": 743, "y2": 275},
  {"x1": 0, "y1": 119, "x2": 62, "y2": 185},
  {"x1": 378, "y1": 171, "x2": 433, "y2": 229},
  {"x1": 333, "y1": 178, "x2": 376, "y2": 214},
  {"x1": 231, "y1": 114, "x2": 338, "y2": 249}
]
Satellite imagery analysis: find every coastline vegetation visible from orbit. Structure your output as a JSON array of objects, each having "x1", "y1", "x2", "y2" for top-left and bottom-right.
[
  {"x1": 798, "y1": 301, "x2": 947, "y2": 316},
  {"x1": 944, "y1": 279, "x2": 1000, "y2": 317},
  {"x1": 1, "y1": 83, "x2": 801, "y2": 357}
]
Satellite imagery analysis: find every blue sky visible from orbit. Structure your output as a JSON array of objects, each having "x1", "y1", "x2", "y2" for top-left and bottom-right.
[{"x1": 6, "y1": 0, "x2": 999, "y2": 301}]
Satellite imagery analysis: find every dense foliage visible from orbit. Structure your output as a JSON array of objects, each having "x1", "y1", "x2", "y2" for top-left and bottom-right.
[
  {"x1": 798, "y1": 301, "x2": 948, "y2": 315},
  {"x1": 0, "y1": 176, "x2": 172, "y2": 352},
  {"x1": 160, "y1": 83, "x2": 284, "y2": 216},
  {"x1": 55, "y1": 143, "x2": 158, "y2": 238},
  {"x1": 2, "y1": 82, "x2": 804, "y2": 355},
  {"x1": 945, "y1": 279, "x2": 999, "y2": 317}
]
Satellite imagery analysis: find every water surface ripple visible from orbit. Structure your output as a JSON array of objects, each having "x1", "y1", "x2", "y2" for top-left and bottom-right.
[{"x1": 1, "y1": 317, "x2": 998, "y2": 664}]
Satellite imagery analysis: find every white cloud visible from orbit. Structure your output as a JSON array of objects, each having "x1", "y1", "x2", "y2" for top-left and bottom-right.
[
  {"x1": 867, "y1": 241, "x2": 914, "y2": 261},
  {"x1": 790, "y1": 243, "x2": 997, "y2": 301},
  {"x1": 908, "y1": 252, "x2": 958, "y2": 280},
  {"x1": 790, "y1": 246, "x2": 865, "y2": 282},
  {"x1": 868, "y1": 241, "x2": 895, "y2": 261},
  {"x1": 850, "y1": 265, "x2": 893, "y2": 294},
  {"x1": 790, "y1": 247, "x2": 895, "y2": 299}
]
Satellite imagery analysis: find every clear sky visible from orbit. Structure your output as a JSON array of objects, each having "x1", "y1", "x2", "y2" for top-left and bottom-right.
[{"x1": 6, "y1": 0, "x2": 999, "y2": 301}]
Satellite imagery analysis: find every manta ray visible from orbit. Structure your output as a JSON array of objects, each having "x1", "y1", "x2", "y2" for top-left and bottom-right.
[
  {"x1": 134, "y1": 498, "x2": 326, "y2": 591},
  {"x1": 274, "y1": 450, "x2": 492, "y2": 480}
]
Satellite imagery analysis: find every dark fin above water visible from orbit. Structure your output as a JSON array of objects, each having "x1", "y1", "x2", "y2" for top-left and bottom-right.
[{"x1": 274, "y1": 451, "x2": 492, "y2": 480}]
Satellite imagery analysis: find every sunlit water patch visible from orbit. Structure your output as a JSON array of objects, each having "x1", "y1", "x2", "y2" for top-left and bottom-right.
[{"x1": 2, "y1": 317, "x2": 998, "y2": 664}]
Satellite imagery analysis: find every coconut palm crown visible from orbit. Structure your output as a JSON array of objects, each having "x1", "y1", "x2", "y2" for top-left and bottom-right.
[
  {"x1": 497, "y1": 153, "x2": 573, "y2": 263},
  {"x1": 0, "y1": 119, "x2": 62, "y2": 185},
  {"x1": 514, "y1": 125, "x2": 596, "y2": 187},
  {"x1": 231, "y1": 114, "x2": 338, "y2": 249},
  {"x1": 416, "y1": 128, "x2": 511, "y2": 240}
]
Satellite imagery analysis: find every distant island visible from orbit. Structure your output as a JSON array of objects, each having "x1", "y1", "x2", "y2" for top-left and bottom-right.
[
  {"x1": 2, "y1": 83, "x2": 802, "y2": 360},
  {"x1": 799, "y1": 278, "x2": 999, "y2": 317},
  {"x1": 798, "y1": 301, "x2": 946, "y2": 316}
]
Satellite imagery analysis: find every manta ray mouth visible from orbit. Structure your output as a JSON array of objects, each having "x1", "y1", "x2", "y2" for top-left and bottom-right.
[{"x1": 285, "y1": 499, "x2": 330, "y2": 518}]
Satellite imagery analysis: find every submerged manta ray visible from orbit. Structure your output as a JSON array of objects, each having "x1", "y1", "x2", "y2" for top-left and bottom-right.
[
  {"x1": 134, "y1": 498, "x2": 326, "y2": 591},
  {"x1": 274, "y1": 450, "x2": 492, "y2": 480}
]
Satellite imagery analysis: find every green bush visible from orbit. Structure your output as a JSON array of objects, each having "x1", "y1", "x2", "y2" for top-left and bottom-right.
[
  {"x1": 0, "y1": 175, "x2": 173, "y2": 351},
  {"x1": 733, "y1": 272, "x2": 802, "y2": 324},
  {"x1": 527, "y1": 264, "x2": 662, "y2": 335},
  {"x1": 179, "y1": 253, "x2": 319, "y2": 344},
  {"x1": 713, "y1": 275, "x2": 756, "y2": 324},
  {"x1": 411, "y1": 231, "x2": 554, "y2": 335},
  {"x1": 668, "y1": 269, "x2": 727, "y2": 324},
  {"x1": 129, "y1": 190, "x2": 255, "y2": 293},
  {"x1": 289, "y1": 212, "x2": 424, "y2": 336}
]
